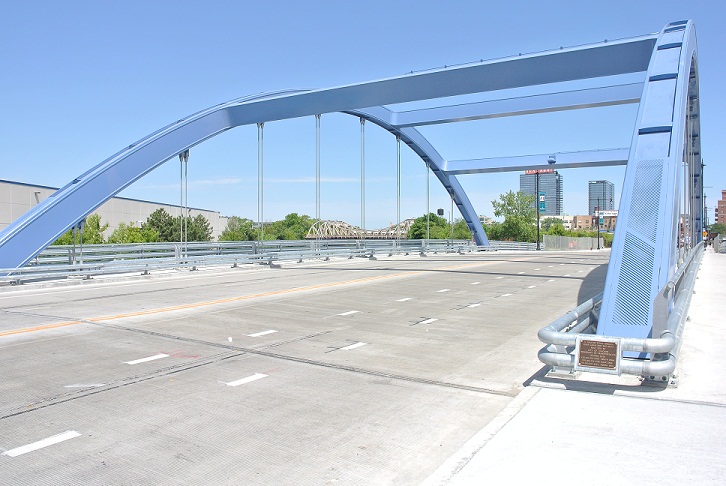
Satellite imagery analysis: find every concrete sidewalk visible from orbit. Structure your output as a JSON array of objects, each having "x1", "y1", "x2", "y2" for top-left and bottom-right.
[{"x1": 426, "y1": 249, "x2": 726, "y2": 485}]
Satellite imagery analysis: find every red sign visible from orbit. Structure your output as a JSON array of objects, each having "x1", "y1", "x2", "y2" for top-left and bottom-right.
[{"x1": 525, "y1": 168, "x2": 555, "y2": 175}]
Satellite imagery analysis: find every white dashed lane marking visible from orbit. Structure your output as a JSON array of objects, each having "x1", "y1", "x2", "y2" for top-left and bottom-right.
[
  {"x1": 341, "y1": 342, "x2": 367, "y2": 350},
  {"x1": 3, "y1": 431, "x2": 81, "y2": 458},
  {"x1": 124, "y1": 353, "x2": 169, "y2": 365},
  {"x1": 248, "y1": 330, "x2": 277, "y2": 337},
  {"x1": 225, "y1": 373, "x2": 268, "y2": 387},
  {"x1": 337, "y1": 310, "x2": 360, "y2": 316}
]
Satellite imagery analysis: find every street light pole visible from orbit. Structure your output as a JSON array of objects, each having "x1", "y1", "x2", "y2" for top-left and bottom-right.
[
  {"x1": 450, "y1": 196, "x2": 454, "y2": 247},
  {"x1": 596, "y1": 195, "x2": 601, "y2": 250}
]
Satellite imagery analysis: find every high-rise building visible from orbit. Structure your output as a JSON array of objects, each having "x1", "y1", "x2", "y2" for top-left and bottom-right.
[
  {"x1": 519, "y1": 170, "x2": 563, "y2": 216},
  {"x1": 588, "y1": 180, "x2": 615, "y2": 215}
]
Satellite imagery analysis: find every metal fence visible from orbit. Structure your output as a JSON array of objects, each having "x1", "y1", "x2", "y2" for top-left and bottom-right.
[{"x1": 543, "y1": 235, "x2": 603, "y2": 251}]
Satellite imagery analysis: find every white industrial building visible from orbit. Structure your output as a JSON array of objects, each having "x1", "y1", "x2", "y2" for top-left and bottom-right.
[{"x1": 0, "y1": 179, "x2": 227, "y2": 240}]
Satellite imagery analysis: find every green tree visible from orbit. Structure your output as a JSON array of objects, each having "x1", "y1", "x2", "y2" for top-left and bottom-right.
[
  {"x1": 453, "y1": 219, "x2": 472, "y2": 239},
  {"x1": 53, "y1": 214, "x2": 108, "y2": 245},
  {"x1": 107, "y1": 222, "x2": 159, "y2": 244},
  {"x1": 491, "y1": 191, "x2": 537, "y2": 242},
  {"x1": 709, "y1": 223, "x2": 726, "y2": 235},
  {"x1": 547, "y1": 222, "x2": 568, "y2": 236},
  {"x1": 219, "y1": 216, "x2": 256, "y2": 241},
  {"x1": 407, "y1": 213, "x2": 472, "y2": 240},
  {"x1": 541, "y1": 218, "x2": 563, "y2": 232},
  {"x1": 187, "y1": 214, "x2": 213, "y2": 241},
  {"x1": 483, "y1": 221, "x2": 504, "y2": 241},
  {"x1": 602, "y1": 232, "x2": 614, "y2": 247},
  {"x1": 141, "y1": 209, "x2": 211, "y2": 242},
  {"x1": 143, "y1": 208, "x2": 178, "y2": 242},
  {"x1": 407, "y1": 213, "x2": 449, "y2": 239},
  {"x1": 492, "y1": 191, "x2": 536, "y2": 220},
  {"x1": 261, "y1": 213, "x2": 315, "y2": 240}
]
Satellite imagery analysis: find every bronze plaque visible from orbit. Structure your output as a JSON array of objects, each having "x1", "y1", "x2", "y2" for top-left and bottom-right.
[{"x1": 577, "y1": 339, "x2": 618, "y2": 370}]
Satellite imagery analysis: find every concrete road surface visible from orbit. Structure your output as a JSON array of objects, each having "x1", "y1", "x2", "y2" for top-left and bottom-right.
[{"x1": 0, "y1": 251, "x2": 608, "y2": 485}]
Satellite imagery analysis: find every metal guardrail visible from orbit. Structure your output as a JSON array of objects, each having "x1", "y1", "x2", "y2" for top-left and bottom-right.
[
  {"x1": 484, "y1": 241, "x2": 541, "y2": 251},
  {"x1": 26, "y1": 239, "x2": 478, "y2": 266},
  {"x1": 537, "y1": 241, "x2": 704, "y2": 384},
  {"x1": 0, "y1": 239, "x2": 482, "y2": 285},
  {"x1": 0, "y1": 238, "x2": 553, "y2": 285}
]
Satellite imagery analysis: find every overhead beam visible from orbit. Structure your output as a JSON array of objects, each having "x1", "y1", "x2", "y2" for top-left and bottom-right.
[
  {"x1": 228, "y1": 36, "x2": 656, "y2": 126},
  {"x1": 392, "y1": 83, "x2": 643, "y2": 128},
  {"x1": 443, "y1": 148, "x2": 629, "y2": 175}
]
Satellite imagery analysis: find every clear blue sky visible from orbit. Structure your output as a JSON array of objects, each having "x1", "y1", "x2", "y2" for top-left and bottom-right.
[{"x1": 2, "y1": 1, "x2": 724, "y2": 229}]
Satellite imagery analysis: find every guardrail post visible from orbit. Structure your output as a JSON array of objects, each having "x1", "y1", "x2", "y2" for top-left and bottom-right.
[{"x1": 652, "y1": 282, "x2": 674, "y2": 339}]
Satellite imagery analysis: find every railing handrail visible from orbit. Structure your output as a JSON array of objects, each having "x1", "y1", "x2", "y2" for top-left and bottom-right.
[
  {"x1": 0, "y1": 239, "x2": 486, "y2": 284},
  {"x1": 537, "y1": 241, "x2": 704, "y2": 381},
  {"x1": 1, "y1": 238, "x2": 554, "y2": 285}
]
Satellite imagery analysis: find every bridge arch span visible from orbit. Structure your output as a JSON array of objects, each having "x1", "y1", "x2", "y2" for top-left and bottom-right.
[
  {"x1": 597, "y1": 20, "x2": 701, "y2": 340},
  {"x1": 0, "y1": 91, "x2": 486, "y2": 269}
]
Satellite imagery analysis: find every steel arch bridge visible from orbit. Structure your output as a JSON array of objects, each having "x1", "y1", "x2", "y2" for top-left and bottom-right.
[
  {"x1": 305, "y1": 219, "x2": 416, "y2": 240},
  {"x1": 0, "y1": 21, "x2": 702, "y2": 343}
]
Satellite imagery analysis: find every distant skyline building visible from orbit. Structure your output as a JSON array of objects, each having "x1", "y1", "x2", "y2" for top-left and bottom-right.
[
  {"x1": 588, "y1": 180, "x2": 615, "y2": 215},
  {"x1": 519, "y1": 170, "x2": 563, "y2": 216}
]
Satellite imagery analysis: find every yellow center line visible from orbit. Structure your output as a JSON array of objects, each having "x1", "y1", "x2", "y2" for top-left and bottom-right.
[
  {"x1": 1, "y1": 259, "x2": 498, "y2": 337},
  {"x1": 0, "y1": 320, "x2": 86, "y2": 337}
]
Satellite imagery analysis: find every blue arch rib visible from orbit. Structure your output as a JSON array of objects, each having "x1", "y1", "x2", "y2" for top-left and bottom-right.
[
  {"x1": 0, "y1": 93, "x2": 488, "y2": 269},
  {"x1": 349, "y1": 106, "x2": 488, "y2": 246},
  {"x1": 597, "y1": 21, "x2": 700, "y2": 341}
]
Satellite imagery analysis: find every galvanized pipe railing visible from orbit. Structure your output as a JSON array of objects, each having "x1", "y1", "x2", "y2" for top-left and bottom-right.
[
  {"x1": 0, "y1": 239, "x2": 479, "y2": 285},
  {"x1": 1, "y1": 238, "x2": 557, "y2": 285},
  {"x1": 537, "y1": 241, "x2": 704, "y2": 380}
]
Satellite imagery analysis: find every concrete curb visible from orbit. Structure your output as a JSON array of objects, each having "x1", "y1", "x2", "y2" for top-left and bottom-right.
[{"x1": 420, "y1": 385, "x2": 540, "y2": 486}]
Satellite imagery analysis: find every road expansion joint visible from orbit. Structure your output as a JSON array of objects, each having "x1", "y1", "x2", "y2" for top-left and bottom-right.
[
  {"x1": 0, "y1": 350, "x2": 244, "y2": 421},
  {"x1": 88, "y1": 320, "x2": 518, "y2": 398}
]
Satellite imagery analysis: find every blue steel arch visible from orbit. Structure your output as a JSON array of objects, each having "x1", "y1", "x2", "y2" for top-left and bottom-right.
[
  {"x1": 0, "y1": 93, "x2": 486, "y2": 269},
  {"x1": 0, "y1": 17, "x2": 702, "y2": 352},
  {"x1": 349, "y1": 106, "x2": 487, "y2": 247},
  {"x1": 597, "y1": 20, "x2": 701, "y2": 341},
  {"x1": 0, "y1": 29, "x2": 664, "y2": 269}
]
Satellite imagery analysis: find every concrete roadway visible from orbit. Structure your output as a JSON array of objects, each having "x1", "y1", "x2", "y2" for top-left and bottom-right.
[{"x1": 0, "y1": 251, "x2": 609, "y2": 485}]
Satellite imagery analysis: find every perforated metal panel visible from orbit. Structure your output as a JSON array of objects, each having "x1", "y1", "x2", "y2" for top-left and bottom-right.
[
  {"x1": 612, "y1": 232, "x2": 655, "y2": 327},
  {"x1": 597, "y1": 21, "x2": 699, "y2": 342},
  {"x1": 607, "y1": 159, "x2": 664, "y2": 330},
  {"x1": 627, "y1": 159, "x2": 664, "y2": 243}
]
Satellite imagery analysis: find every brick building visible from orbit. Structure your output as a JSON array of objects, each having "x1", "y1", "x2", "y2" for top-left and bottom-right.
[{"x1": 717, "y1": 190, "x2": 726, "y2": 225}]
